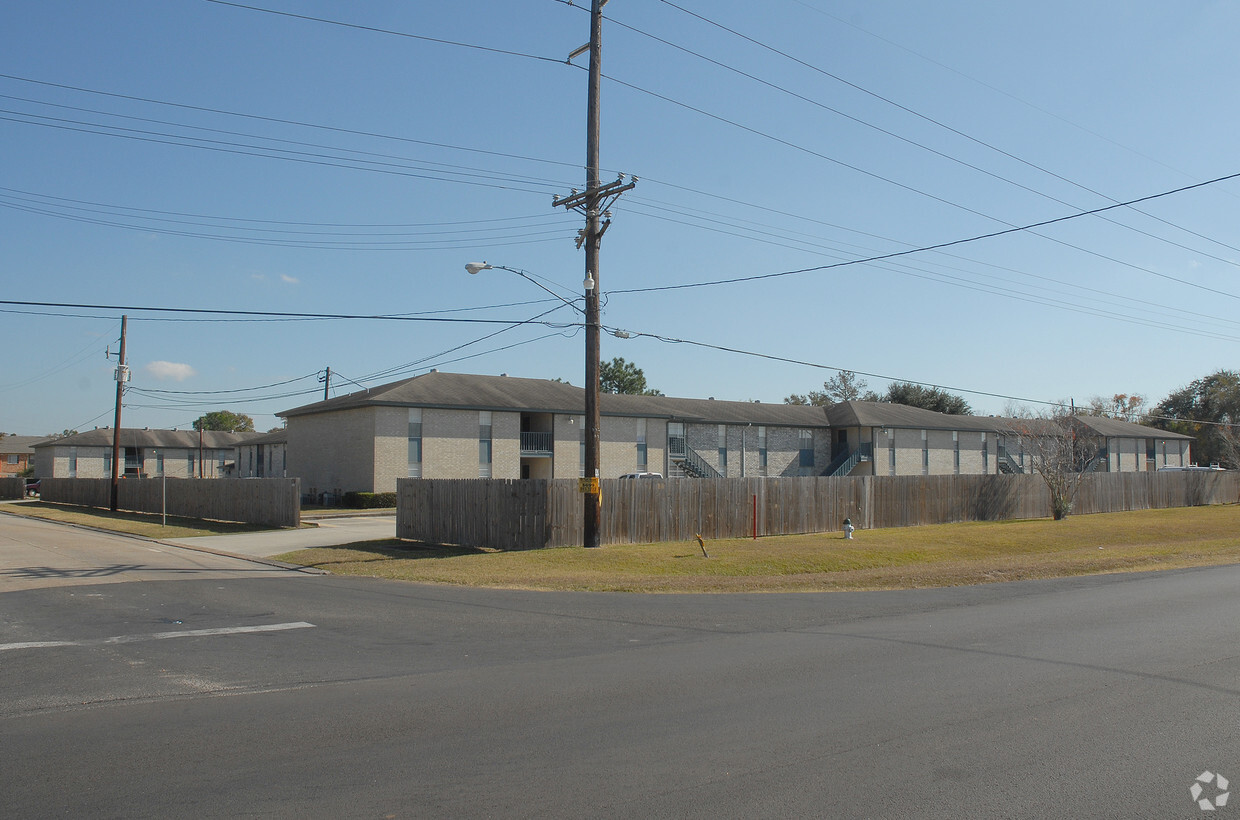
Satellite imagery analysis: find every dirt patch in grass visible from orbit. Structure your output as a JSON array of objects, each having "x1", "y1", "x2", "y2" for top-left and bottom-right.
[
  {"x1": 0, "y1": 501, "x2": 278, "y2": 540},
  {"x1": 275, "y1": 504, "x2": 1240, "y2": 593}
]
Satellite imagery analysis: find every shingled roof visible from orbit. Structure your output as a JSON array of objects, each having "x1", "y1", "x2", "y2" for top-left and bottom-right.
[
  {"x1": 280, "y1": 371, "x2": 829, "y2": 427},
  {"x1": 32, "y1": 428, "x2": 263, "y2": 449}
]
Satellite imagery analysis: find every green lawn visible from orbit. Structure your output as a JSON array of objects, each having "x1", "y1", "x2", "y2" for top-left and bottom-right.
[
  {"x1": 275, "y1": 504, "x2": 1240, "y2": 593},
  {"x1": 0, "y1": 501, "x2": 276, "y2": 539}
]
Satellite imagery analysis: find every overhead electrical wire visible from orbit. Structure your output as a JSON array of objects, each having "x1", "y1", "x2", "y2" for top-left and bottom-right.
[
  {"x1": 609, "y1": 169, "x2": 1240, "y2": 300},
  {"x1": 595, "y1": 6, "x2": 1240, "y2": 268},
  {"x1": 0, "y1": 299, "x2": 587, "y2": 329},
  {"x1": 620, "y1": 200, "x2": 1240, "y2": 336}
]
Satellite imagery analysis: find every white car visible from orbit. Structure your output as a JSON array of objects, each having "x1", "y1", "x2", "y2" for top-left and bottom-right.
[{"x1": 618, "y1": 472, "x2": 664, "y2": 480}]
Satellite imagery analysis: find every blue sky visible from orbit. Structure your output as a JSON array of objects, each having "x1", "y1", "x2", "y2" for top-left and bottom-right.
[{"x1": 4, "y1": 0, "x2": 1239, "y2": 435}]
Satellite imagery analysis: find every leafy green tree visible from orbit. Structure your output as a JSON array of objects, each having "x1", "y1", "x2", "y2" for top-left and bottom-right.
[
  {"x1": 882, "y1": 382, "x2": 971, "y2": 415},
  {"x1": 45, "y1": 429, "x2": 79, "y2": 439},
  {"x1": 599, "y1": 358, "x2": 662, "y2": 395},
  {"x1": 1151, "y1": 370, "x2": 1240, "y2": 466},
  {"x1": 193, "y1": 410, "x2": 256, "y2": 432}
]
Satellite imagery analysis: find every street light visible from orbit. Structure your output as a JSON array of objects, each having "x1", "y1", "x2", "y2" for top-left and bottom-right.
[
  {"x1": 464, "y1": 262, "x2": 587, "y2": 314},
  {"x1": 465, "y1": 261, "x2": 601, "y2": 548}
]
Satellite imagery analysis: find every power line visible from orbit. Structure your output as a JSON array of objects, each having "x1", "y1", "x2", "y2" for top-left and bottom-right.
[
  {"x1": 633, "y1": 1, "x2": 1240, "y2": 264},
  {"x1": 0, "y1": 299, "x2": 587, "y2": 328},
  {"x1": 202, "y1": 0, "x2": 568, "y2": 65},
  {"x1": 610, "y1": 169, "x2": 1240, "y2": 299},
  {"x1": 131, "y1": 371, "x2": 321, "y2": 396}
]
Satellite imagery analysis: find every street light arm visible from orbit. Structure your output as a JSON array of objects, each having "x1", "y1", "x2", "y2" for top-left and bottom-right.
[{"x1": 464, "y1": 263, "x2": 585, "y2": 315}]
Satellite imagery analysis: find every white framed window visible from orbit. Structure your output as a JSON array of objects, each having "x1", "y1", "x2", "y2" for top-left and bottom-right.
[
  {"x1": 887, "y1": 429, "x2": 896, "y2": 475},
  {"x1": 408, "y1": 408, "x2": 423, "y2": 478},
  {"x1": 68, "y1": 447, "x2": 78, "y2": 478},
  {"x1": 799, "y1": 429, "x2": 814, "y2": 468},
  {"x1": 953, "y1": 431, "x2": 960, "y2": 474},
  {"x1": 717, "y1": 425, "x2": 728, "y2": 475},
  {"x1": 921, "y1": 430, "x2": 929, "y2": 475},
  {"x1": 479, "y1": 410, "x2": 493, "y2": 478},
  {"x1": 636, "y1": 419, "x2": 647, "y2": 471},
  {"x1": 758, "y1": 426, "x2": 767, "y2": 476}
]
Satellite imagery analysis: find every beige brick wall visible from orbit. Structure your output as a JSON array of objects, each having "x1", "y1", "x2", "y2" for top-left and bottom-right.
[
  {"x1": 553, "y1": 413, "x2": 582, "y2": 478},
  {"x1": 372, "y1": 406, "x2": 407, "y2": 492},
  {"x1": 927, "y1": 430, "x2": 955, "y2": 474},
  {"x1": 287, "y1": 407, "x2": 377, "y2": 493},
  {"x1": 647, "y1": 418, "x2": 667, "y2": 477},
  {"x1": 602, "y1": 416, "x2": 639, "y2": 476},
  {"x1": 423, "y1": 408, "x2": 480, "y2": 478},
  {"x1": 493, "y1": 411, "x2": 521, "y2": 478},
  {"x1": 959, "y1": 432, "x2": 986, "y2": 474}
]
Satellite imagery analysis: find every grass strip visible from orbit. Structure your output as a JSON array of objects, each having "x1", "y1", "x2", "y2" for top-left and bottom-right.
[
  {"x1": 275, "y1": 504, "x2": 1240, "y2": 593},
  {"x1": 0, "y1": 501, "x2": 274, "y2": 540}
]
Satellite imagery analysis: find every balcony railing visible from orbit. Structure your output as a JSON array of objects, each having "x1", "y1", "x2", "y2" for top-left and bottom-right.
[{"x1": 520, "y1": 431, "x2": 553, "y2": 455}]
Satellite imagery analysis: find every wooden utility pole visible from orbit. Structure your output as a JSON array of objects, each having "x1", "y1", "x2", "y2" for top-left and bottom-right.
[
  {"x1": 109, "y1": 315, "x2": 128, "y2": 511},
  {"x1": 553, "y1": 0, "x2": 634, "y2": 548}
]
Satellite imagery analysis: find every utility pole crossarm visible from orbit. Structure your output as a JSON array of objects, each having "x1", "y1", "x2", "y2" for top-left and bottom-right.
[{"x1": 551, "y1": 176, "x2": 636, "y2": 213}]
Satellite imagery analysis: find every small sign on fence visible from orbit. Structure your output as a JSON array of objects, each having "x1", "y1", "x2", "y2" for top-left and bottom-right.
[{"x1": 578, "y1": 477, "x2": 599, "y2": 494}]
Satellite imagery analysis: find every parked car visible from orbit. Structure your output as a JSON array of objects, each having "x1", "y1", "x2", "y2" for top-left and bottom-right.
[
  {"x1": 24, "y1": 478, "x2": 40, "y2": 496},
  {"x1": 619, "y1": 472, "x2": 664, "y2": 480}
]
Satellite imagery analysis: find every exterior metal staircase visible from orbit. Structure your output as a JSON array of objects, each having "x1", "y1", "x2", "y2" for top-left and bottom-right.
[
  {"x1": 668, "y1": 435, "x2": 722, "y2": 478},
  {"x1": 997, "y1": 444, "x2": 1025, "y2": 474},
  {"x1": 823, "y1": 442, "x2": 872, "y2": 477}
]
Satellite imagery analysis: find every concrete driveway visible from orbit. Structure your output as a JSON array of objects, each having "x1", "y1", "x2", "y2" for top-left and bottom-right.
[{"x1": 162, "y1": 514, "x2": 396, "y2": 558}]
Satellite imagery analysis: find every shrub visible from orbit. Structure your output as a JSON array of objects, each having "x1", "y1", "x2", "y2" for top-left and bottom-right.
[{"x1": 341, "y1": 491, "x2": 398, "y2": 509}]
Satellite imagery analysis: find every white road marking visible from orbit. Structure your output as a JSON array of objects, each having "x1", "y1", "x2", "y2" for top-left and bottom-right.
[{"x1": 0, "y1": 621, "x2": 315, "y2": 652}]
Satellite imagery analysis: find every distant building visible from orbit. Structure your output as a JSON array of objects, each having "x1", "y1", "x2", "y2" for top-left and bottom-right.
[
  {"x1": 275, "y1": 372, "x2": 1196, "y2": 495},
  {"x1": 32, "y1": 428, "x2": 262, "y2": 479},
  {"x1": 0, "y1": 435, "x2": 47, "y2": 478},
  {"x1": 278, "y1": 371, "x2": 831, "y2": 495}
]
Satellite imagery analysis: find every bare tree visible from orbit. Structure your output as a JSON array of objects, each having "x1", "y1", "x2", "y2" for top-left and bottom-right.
[
  {"x1": 1218, "y1": 424, "x2": 1240, "y2": 470},
  {"x1": 1086, "y1": 393, "x2": 1147, "y2": 422},
  {"x1": 1001, "y1": 413, "x2": 1104, "y2": 520}
]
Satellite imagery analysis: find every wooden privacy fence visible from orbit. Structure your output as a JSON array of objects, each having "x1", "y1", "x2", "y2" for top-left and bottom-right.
[
  {"x1": 398, "y1": 472, "x2": 1240, "y2": 550},
  {"x1": 38, "y1": 478, "x2": 301, "y2": 529},
  {"x1": 0, "y1": 477, "x2": 24, "y2": 500}
]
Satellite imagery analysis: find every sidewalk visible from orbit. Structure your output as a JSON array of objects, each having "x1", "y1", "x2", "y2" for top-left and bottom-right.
[{"x1": 162, "y1": 515, "x2": 397, "y2": 558}]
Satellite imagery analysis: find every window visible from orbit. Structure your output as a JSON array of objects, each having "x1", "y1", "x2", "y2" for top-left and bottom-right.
[
  {"x1": 799, "y1": 429, "x2": 814, "y2": 468},
  {"x1": 758, "y1": 426, "x2": 767, "y2": 476},
  {"x1": 156, "y1": 452, "x2": 164, "y2": 476},
  {"x1": 187, "y1": 452, "x2": 196, "y2": 477},
  {"x1": 982, "y1": 432, "x2": 989, "y2": 474},
  {"x1": 953, "y1": 431, "x2": 960, "y2": 475},
  {"x1": 637, "y1": 419, "x2": 647, "y2": 471},
  {"x1": 479, "y1": 411, "x2": 493, "y2": 478},
  {"x1": 578, "y1": 416, "x2": 585, "y2": 478},
  {"x1": 6, "y1": 455, "x2": 16, "y2": 465},
  {"x1": 921, "y1": 430, "x2": 929, "y2": 475},
  {"x1": 718, "y1": 425, "x2": 728, "y2": 475},
  {"x1": 887, "y1": 429, "x2": 896, "y2": 476},
  {"x1": 68, "y1": 447, "x2": 77, "y2": 478},
  {"x1": 103, "y1": 449, "x2": 112, "y2": 475},
  {"x1": 408, "y1": 408, "x2": 423, "y2": 478}
]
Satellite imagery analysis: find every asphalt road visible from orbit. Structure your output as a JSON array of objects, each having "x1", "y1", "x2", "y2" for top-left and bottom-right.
[{"x1": 3, "y1": 514, "x2": 1239, "y2": 818}]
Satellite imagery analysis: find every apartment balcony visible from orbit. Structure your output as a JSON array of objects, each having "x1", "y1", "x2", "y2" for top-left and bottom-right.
[{"x1": 520, "y1": 431, "x2": 553, "y2": 456}]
